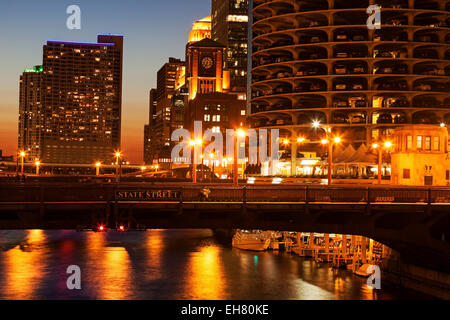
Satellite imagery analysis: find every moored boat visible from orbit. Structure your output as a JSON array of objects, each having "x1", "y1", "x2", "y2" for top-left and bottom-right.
[{"x1": 232, "y1": 230, "x2": 271, "y2": 251}]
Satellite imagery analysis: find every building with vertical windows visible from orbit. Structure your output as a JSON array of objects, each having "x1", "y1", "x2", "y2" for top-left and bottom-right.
[
  {"x1": 250, "y1": 0, "x2": 450, "y2": 175},
  {"x1": 147, "y1": 58, "x2": 185, "y2": 166},
  {"x1": 391, "y1": 125, "x2": 449, "y2": 186},
  {"x1": 19, "y1": 65, "x2": 44, "y2": 161},
  {"x1": 19, "y1": 34, "x2": 123, "y2": 164},
  {"x1": 212, "y1": 0, "x2": 249, "y2": 94},
  {"x1": 185, "y1": 38, "x2": 246, "y2": 133}
]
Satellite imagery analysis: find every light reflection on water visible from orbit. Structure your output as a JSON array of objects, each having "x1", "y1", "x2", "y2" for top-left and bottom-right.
[{"x1": 0, "y1": 229, "x2": 427, "y2": 300}]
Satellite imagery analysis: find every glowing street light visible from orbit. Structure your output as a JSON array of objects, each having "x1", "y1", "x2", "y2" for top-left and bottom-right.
[
  {"x1": 190, "y1": 139, "x2": 203, "y2": 183},
  {"x1": 234, "y1": 128, "x2": 246, "y2": 186},
  {"x1": 19, "y1": 151, "x2": 26, "y2": 175},
  {"x1": 114, "y1": 151, "x2": 122, "y2": 177},
  {"x1": 313, "y1": 122, "x2": 342, "y2": 185},
  {"x1": 440, "y1": 123, "x2": 446, "y2": 128},
  {"x1": 95, "y1": 162, "x2": 102, "y2": 176},
  {"x1": 312, "y1": 120, "x2": 321, "y2": 129},
  {"x1": 34, "y1": 160, "x2": 41, "y2": 176},
  {"x1": 297, "y1": 137, "x2": 306, "y2": 143},
  {"x1": 372, "y1": 141, "x2": 393, "y2": 184}
]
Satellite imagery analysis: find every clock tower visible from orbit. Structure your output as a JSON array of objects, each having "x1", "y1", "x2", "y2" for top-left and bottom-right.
[{"x1": 186, "y1": 38, "x2": 228, "y2": 101}]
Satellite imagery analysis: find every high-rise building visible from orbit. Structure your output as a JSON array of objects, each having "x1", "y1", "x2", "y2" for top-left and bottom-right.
[
  {"x1": 250, "y1": 0, "x2": 450, "y2": 174},
  {"x1": 19, "y1": 34, "x2": 123, "y2": 164},
  {"x1": 212, "y1": 0, "x2": 249, "y2": 93},
  {"x1": 19, "y1": 65, "x2": 44, "y2": 161},
  {"x1": 148, "y1": 58, "x2": 185, "y2": 165},
  {"x1": 184, "y1": 38, "x2": 246, "y2": 133},
  {"x1": 143, "y1": 89, "x2": 157, "y2": 164}
]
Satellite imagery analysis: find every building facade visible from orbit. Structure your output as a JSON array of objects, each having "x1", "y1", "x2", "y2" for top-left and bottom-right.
[
  {"x1": 19, "y1": 35, "x2": 123, "y2": 164},
  {"x1": 147, "y1": 58, "x2": 185, "y2": 166},
  {"x1": 19, "y1": 66, "x2": 43, "y2": 161},
  {"x1": 212, "y1": 0, "x2": 249, "y2": 93},
  {"x1": 185, "y1": 38, "x2": 246, "y2": 133},
  {"x1": 250, "y1": 0, "x2": 450, "y2": 174},
  {"x1": 391, "y1": 125, "x2": 450, "y2": 186}
]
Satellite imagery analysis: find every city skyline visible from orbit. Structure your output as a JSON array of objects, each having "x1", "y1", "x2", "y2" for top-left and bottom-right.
[{"x1": 0, "y1": 0, "x2": 211, "y2": 163}]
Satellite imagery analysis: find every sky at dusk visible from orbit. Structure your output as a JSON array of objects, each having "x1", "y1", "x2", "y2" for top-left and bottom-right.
[{"x1": 0, "y1": 0, "x2": 210, "y2": 163}]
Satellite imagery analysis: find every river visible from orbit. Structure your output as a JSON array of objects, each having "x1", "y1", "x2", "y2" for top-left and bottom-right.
[{"x1": 0, "y1": 229, "x2": 430, "y2": 300}]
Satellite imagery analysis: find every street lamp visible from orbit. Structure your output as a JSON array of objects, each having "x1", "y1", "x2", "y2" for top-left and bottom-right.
[
  {"x1": 209, "y1": 152, "x2": 215, "y2": 179},
  {"x1": 19, "y1": 151, "x2": 26, "y2": 175},
  {"x1": 115, "y1": 151, "x2": 122, "y2": 176},
  {"x1": 35, "y1": 160, "x2": 41, "y2": 176},
  {"x1": 233, "y1": 129, "x2": 246, "y2": 186},
  {"x1": 95, "y1": 162, "x2": 102, "y2": 176},
  {"x1": 190, "y1": 139, "x2": 202, "y2": 183},
  {"x1": 372, "y1": 141, "x2": 393, "y2": 184},
  {"x1": 313, "y1": 122, "x2": 341, "y2": 185}
]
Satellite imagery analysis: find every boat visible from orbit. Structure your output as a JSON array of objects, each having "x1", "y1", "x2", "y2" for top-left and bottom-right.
[
  {"x1": 355, "y1": 263, "x2": 375, "y2": 277},
  {"x1": 232, "y1": 230, "x2": 271, "y2": 251}
]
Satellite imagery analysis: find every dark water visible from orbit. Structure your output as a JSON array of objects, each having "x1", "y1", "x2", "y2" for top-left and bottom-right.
[{"x1": 0, "y1": 229, "x2": 429, "y2": 300}]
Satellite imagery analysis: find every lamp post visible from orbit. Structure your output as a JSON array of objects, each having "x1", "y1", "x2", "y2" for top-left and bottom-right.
[
  {"x1": 115, "y1": 152, "x2": 121, "y2": 176},
  {"x1": 190, "y1": 139, "x2": 202, "y2": 183},
  {"x1": 313, "y1": 122, "x2": 341, "y2": 185},
  {"x1": 234, "y1": 129, "x2": 246, "y2": 187},
  {"x1": 372, "y1": 141, "x2": 393, "y2": 184},
  {"x1": 35, "y1": 160, "x2": 41, "y2": 176},
  {"x1": 95, "y1": 162, "x2": 101, "y2": 176},
  {"x1": 209, "y1": 152, "x2": 215, "y2": 179},
  {"x1": 19, "y1": 151, "x2": 26, "y2": 176}
]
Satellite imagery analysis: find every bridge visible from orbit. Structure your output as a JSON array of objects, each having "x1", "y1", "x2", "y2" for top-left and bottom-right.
[{"x1": 0, "y1": 182, "x2": 449, "y2": 273}]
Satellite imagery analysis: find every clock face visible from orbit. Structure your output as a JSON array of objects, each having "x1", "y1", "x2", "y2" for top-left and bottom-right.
[{"x1": 201, "y1": 57, "x2": 213, "y2": 69}]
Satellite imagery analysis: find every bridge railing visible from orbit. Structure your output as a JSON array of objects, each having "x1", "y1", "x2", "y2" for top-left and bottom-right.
[{"x1": 1, "y1": 184, "x2": 450, "y2": 205}]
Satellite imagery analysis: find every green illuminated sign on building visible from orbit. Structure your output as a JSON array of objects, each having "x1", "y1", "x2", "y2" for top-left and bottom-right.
[{"x1": 24, "y1": 66, "x2": 43, "y2": 73}]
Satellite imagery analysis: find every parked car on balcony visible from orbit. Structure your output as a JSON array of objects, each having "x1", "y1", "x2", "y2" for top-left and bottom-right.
[
  {"x1": 377, "y1": 114, "x2": 393, "y2": 124},
  {"x1": 276, "y1": 56, "x2": 291, "y2": 63},
  {"x1": 333, "y1": 113, "x2": 349, "y2": 124},
  {"x1": 414, "y1": 83, "x2": 432, "y2": 91},
  {"x1": 295, "y1": 83, "x2": 311, "y2": 92},
  {"x1": 353, "y1": 34, "x2": 366, "y2": 41},
  {"x1": 334, "y1": 64, "x2": 347, "y2": 74},
  {"x1": 336, "y1": 51, "x2": 350, "y2": 58},
  {"x1": 334, "y1": 83, "x2": 348, "y2": 90},
  {"x1": 394, "y1": 115, "x2": 407, "y2": 124},
  {"x1": 352, "y1": 64, "x2": 366, "y2": 74},
  {"x1": 310, "y1": 83, "x2": 323, "y2": 91},
  {"x1": 351, "y1": 115, "x2": 366, "y2": 123},
  {"x1": 335, "y1": 32, "x2": 348, "y2": 41},
  {"x1": 333, "y1": 100, "x2": 348, "y2": 108},
  {"x1": 352, "y1": 83, "x2": 364, "y2": 90},
  {"x1": 354, "y1": 97, "x2": 368, "y2": 108},
  {"x1": 390, "y1": 97, "x2": 409, "y2": 108}
]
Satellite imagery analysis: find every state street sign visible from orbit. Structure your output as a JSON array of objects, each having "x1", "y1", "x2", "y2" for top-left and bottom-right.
[{"x1": 115, "y1": 190, "x2": 181, "y2": 201}]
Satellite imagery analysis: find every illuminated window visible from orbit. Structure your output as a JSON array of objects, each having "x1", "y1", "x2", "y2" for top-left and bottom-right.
[
  {"x1": 406, "y1": 135, "x2": 412, "y2": 150},
  {"x1": 417, "y1": 136, "x2": 423, "y2": 150},
  {"x1": 241, "y1": 109, "x2": 246, "y2": 116},
  {"x1": 204, "y1": 114, "x2": 210, "y2": 122},
  {"x1": 433, "y1": 137, "x2": 440, "y2": 151},
  {"x1": 425, "y1": 136, "x2": 431, "y2": 150}
]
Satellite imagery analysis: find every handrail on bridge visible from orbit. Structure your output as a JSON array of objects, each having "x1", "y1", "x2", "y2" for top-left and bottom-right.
[{"x1": 1, "y1": 183, "x2": 450, "y2": 205}]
